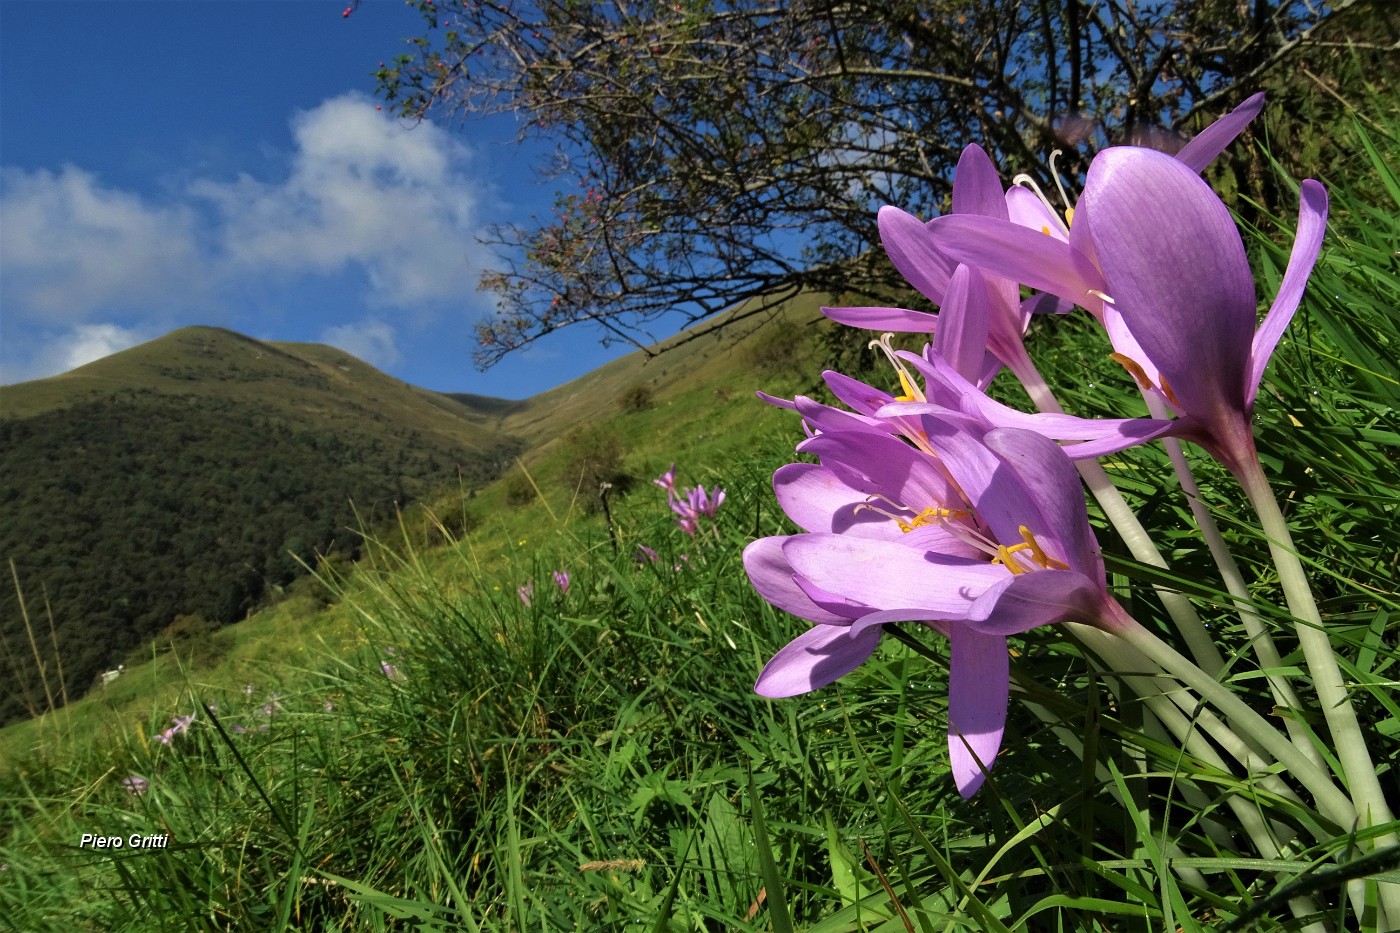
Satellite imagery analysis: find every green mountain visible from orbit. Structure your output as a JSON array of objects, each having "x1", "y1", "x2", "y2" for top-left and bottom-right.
[{"x1": 0, "y1": 326, "x2": 525, "y2": 726}]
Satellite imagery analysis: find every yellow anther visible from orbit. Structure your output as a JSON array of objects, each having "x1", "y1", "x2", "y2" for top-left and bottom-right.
[
  {"x1": 896, "y1": 506, "x2": 967, "y2": 533},
  {"x1": 1017, "y1": 525, "x2": 1069, "y2": 571},
  {"x1": 895, "y1": 367, "x2": 920, "y2": 403},
  {"x1": 1040, "y1": 225, "x2": 1052, "y2": 236},
  {"x1": 1109, "y1": 352, "x2": 1155, "y2": 391},
  {"x1": 1159, "y1": 373, "x2": 1182, "y2": 408},
  {"x1": 1063, "y1": 205, "x2": 1075, "y2": 227},
  {"x1": 994, "y1": 527, "x2": 1068, "y2": 572},
  {"x1": 994, "y1": 542, "x2": 1032, "y2": 574}
]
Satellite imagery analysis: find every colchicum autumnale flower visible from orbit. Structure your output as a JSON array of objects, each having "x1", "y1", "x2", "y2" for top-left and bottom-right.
[
  {"x1": 923, "y1": 104, "x2": 1326, "y2": 477},
  {"x1": 746, "y1": 410, "x2": 1129, "y2": 797}
]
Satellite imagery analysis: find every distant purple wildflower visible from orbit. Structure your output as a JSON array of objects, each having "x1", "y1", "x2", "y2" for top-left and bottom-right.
[
  {"x1": 653, "y1": 464, "x2": 677, "y2": 492},
  {"x1": 668, "y1": 483, "x2": 726, "y2": 536},
  {"x1": 170, "y1": 713, "x2": 195, "y2": 735},
  {"x1": 324, "y1": 700, "x2": 335, "y2": 712},
  {"x1": 552, "y1": 569, "x2": 570, "y2": 593},
  {"x1": 122, "y1": 775, "x2": 149, "y2": 797},
  {"x1": 518, "y1": 582, "x2": 534, "y2": 607},
  {"x1": 635, "y1": 544, "x2": 660, "y2": 564},
  {"x1": 380, "y1": 660, "x2": 399, "y2": 680}
]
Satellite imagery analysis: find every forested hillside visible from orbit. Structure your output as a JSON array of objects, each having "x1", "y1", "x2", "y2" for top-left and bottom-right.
[{"x1": 0, "y1": 327, "x2": 523, "y2": 726}]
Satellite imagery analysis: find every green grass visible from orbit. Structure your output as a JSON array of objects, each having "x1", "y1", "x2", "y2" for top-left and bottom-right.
[{"x1": 2, "y1": 113, "x2": 1399, "y2": 930}]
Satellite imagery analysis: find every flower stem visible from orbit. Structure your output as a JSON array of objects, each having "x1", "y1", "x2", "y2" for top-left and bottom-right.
[
  {"x1": 1111, "y1": 611, "x2": 1355, "y2": 827},
  {"x1": 1232, "y1": 453, "x2": 1400, "y2": 903},
  {"x1": 1144, "y1": 393, "x2": 1324, "y2": 771},
  {"x1": 1010, "y1": 350, "x2": 1225, "y2": 674}
]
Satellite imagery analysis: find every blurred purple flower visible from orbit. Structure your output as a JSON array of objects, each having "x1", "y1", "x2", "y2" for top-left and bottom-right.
[
  {"x1": 668, "y1": 484, "x2": 726, "y2": 536},
  {"x1": 324, "y1": 700, "x2": 335, "y2": 712},
  {"x1": 552, "y1": 570, "x2": 570, "y2": 593},
  {"x1": 170, "y1": 713, "x2": 195, "y2": 735},
  {"x1": 653, "y1": 464, "x2": 677, "y2": 492},
  {"x1": 518, "y1": 582, "x2": 534, "y2": 606},
  {"x1": 122, "y1": 775, "x2": 149, "y2": 797},
  {"x1": 635, "y1": 544, "x2": 660, "y2": 564},
  {"x1": 380, "y1": 660, "x2": 399, "y2": 680}
]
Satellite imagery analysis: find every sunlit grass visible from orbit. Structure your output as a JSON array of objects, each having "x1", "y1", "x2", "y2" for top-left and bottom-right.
[{"x1": 2, "y1": 117, "x2": 1398, "y2": 931}]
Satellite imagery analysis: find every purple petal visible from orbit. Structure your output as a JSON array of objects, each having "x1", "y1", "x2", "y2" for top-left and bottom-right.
[
  {"x1": 893, "y1": 354, "x2": 1177, "y2": 456},
  {"x1": 947, "y1": 626, "x2": 1009, "y2": 797},
  {"x1": 934, "y1": 265, "x2": 991, "y2": 382},
  {"x1": 823, "y1": 370, "x2": 897, "y2": 417},
  {"x1": 872, "y1": 410, "x2": 1039, "y2": 544},
  {"x1": 754, "y1": 623, "x2": 883, "y2": 698},
  {"x1": 965, "y1": 569, "x2": 1104, "y2": 635},
  {"x1": 822, "y1": 305, "x2": 938, "y2": 333},
  {"x1": 773, "y1": 463, "x2": 897, "y2": 539},
  {"x1": 1006, "y1": 185, "x2": 1068, "y2": 239},
  {"x1": 1083, "y1": 148, "x2": 1256, "y2": 421},
  {"x1": 793, "y1": 394, "x2": 892, "y2": 436},
  {"x1": 782, "y1": 535, "x2": 1003, "y2": 617},
  {"x1": 1173, "y1": 93, "x2": 1265, "y2": 174},
  {"x1": 1248, "y1": 180, "x2": 1328, "y2": 406},
  {"x1": 743, "y1": 537, "x2": 855, "y2": 625},
  {"x1": 798, "y1": 431, "x2": 961, "y2": 514},
  {"x1": 982, "y1": 429, "x2": 1100, "y2": 575},
  {"x1": 879, "y1": 206, "x2": 957, "y2": 303},
  {"x1": 927, "y1": 214, "x2": 1107, "y2": 313},
  {"x1": 951, "y1": 145, "x2": 1008, "y2": 220}
]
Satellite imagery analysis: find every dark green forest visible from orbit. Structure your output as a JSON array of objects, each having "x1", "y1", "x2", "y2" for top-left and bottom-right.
[{"x1": 0, "y1": 341, "x2": 522, "y2": 727}]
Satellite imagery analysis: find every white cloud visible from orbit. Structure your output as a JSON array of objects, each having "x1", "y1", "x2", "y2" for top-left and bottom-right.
[
  {"x1": 320, "y1": 319, "x2": 402, "y2": 370},
  {"x1": 61, "y1": 323, "x2": 144, "y2": 369},
  {"x1": 1, "y1": 93, "x2": 493, "y2": 380},
  {"x1": 0, "y1": 322, "x2": 147, "y2": 385},
  {"x1": 0, "y1": 166, "x2": 205, "y2": 319},
  {"x1": 190, "y1": 94, "x2": 485, "y2": 308}
]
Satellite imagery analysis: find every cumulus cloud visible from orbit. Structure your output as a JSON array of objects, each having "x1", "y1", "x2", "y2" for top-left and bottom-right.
[
  {"x1": 1, "y1": 93, "x2": 492, "y2": 380},
  {"x1": 190, "y1": 94, "x2": 485, "y2": 308},
  {"x1": 0, "y1": 323, "x2": 148, "y2": 384},
  {"x1": 320, "y1": 319, "x2": 402, "y2": 370},
  {"x1": 0, "y1": 166, "x2": 205, "y2": 319}
]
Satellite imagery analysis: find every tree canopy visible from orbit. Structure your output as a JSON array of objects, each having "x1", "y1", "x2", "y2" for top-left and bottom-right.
[{"x1": 374, "y1": 0, "x2": 1390, "y2": 366}]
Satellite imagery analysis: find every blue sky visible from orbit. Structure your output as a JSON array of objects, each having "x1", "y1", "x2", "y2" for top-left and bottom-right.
[{"x1": 0, "y1": 0, "x2": 670, "y2": 397}]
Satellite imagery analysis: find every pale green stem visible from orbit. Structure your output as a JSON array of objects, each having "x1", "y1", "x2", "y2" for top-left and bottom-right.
[
  {"x1": 1143, "y1": 395, "x2": 1325, "y2": 771},
  {"x1": 1009, "y1": 351, "x2": 1225, "y2": 674},
  {"x1": 1112, "y1": 614, "x2": 1355, "y2": 827},
  {"x1": 1073, "y1": 626, "x2": 1332, "y2": 930},
  {"x1": 1013, "y1": 685, "x2": 1211, "y2": 891},
  {"x1": 1234, "y1": 455, "x2": 1400, "y2": 920}
]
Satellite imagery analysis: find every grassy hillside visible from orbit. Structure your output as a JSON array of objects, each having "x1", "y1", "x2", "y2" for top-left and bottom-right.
[
  {"x1": 0, "y1": 327, "x2": 526, "y2": 726},
  {"x1": 3, "y1": 118, "x2": 1400, "y2": 928}
]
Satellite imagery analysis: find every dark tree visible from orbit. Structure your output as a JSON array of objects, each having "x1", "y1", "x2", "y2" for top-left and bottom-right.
[{"x1": 374, "y1": 0, "x2": 1390, "y2": 366}]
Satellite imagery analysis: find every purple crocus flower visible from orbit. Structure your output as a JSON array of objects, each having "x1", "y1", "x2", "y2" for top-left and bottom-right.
[
  {"x1": 380, "y1": 659, "x2": 399, "y2": 680},
  {"x1": 170, "y1": 713, "x2": 195, "y2": 735},
  {"x1": 517, "y1": 582, "x2": 534, "y2": 606},
  {"x1": 821, "y1": 145, "x2": 1029, "y2": 384},
  {"x1": 552, "y1": 569, "x2": 570, "y2": 593},
  {"x1": 668, "y1": 483, "x2": 725, "y2": 535},
  {"x1": 122, "y1": 775, "x2": 149, "y2": 797},
  {"x1": 929, "y1": 145, "x2": 1328, "y2": 476},
  {"x1": 653, "y1": 464, "x2": 677, "y2": 492},
  {"x1": 747, "y1": 418, "x2": 1127, "y2": 797},
  {"x1": 635, "y1": 544, "x2": 660, "y2": 564}
]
